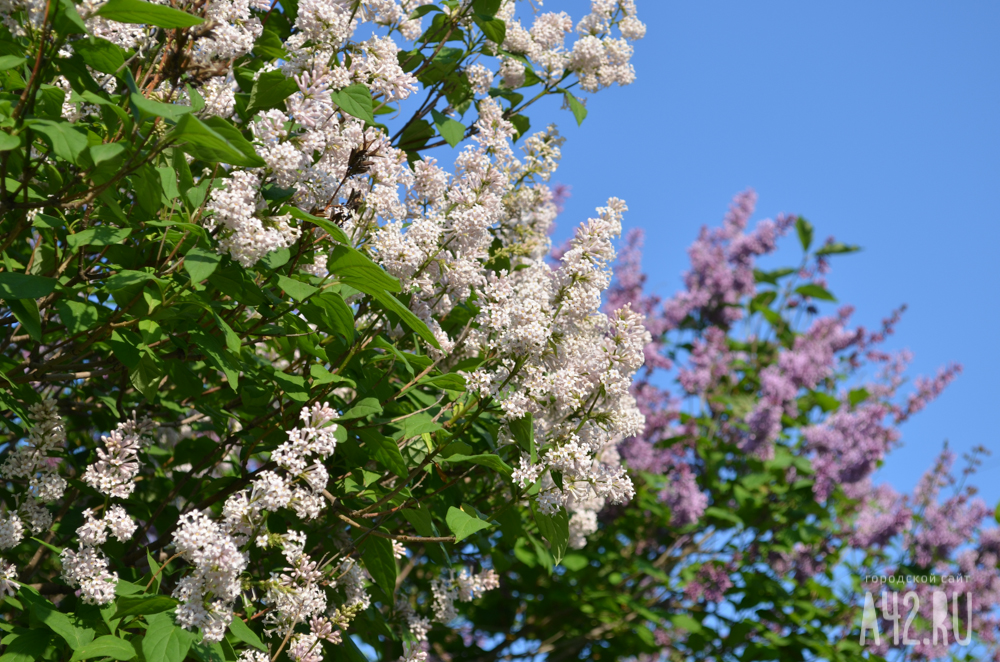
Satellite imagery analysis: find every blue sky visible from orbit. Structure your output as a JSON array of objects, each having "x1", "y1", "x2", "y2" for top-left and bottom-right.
[{"x1": 525, "y1": 1, "x2": 1000, "y2": 503}]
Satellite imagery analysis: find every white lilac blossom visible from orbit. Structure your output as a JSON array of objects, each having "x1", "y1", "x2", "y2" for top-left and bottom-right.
[
  {"x1": 61, "y1": 506, "x2": 137, "y2": 605},
  {"x1": 206, "y1": 170, "x2": 301, "y2": 268},
  {"x1": 466, "y1": 63, "x2": 495, "y2": 96},
  {"x1": 0, "y1": 559, "x2": 18, "y2": 597},
  {"x1": 82, "y1": 414, "x2": 156, "y2": 499},
  {"x1": 430, "y1": 568, "x2": 500, "y2": 624},
  {"x1": 174, "y1": 1, "x2": 651, "y2": 552},
  {"x1": 171, "y1": 404, "x2": 342, "y2": 642},
  {"x1": 172, "y1": 510, "x2": 248, "y2": 641},
  {"x1": 0, "y1": 511, "x2": 24, "y2": 551},
  {"x1": 1, "y1": 399, "x2": 67, "y2": 534}
]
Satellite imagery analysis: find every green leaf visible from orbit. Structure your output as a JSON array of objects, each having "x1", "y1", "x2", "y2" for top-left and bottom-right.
[
  {"x1": 96, "y1": 0, "x2": 203, "y2": 27},
  {"x1": 21, "y1": 589, "x2": 95, "y2": 650},
  {"x1": 796, "y1": 216, "x2": 814, "y2": 251},
  {"x1": 409, "y1": 4, "x2": 441, "y2": 18},
  {"x1": 811, "y1": 391, "x2": 840, "y2": 412},
  {"x1": 283, "y1": 206, "x2": 351, "y2": 244},
  {"x1": 227, "y1": 617, "x2": 265, "y2": 652},
  {"x1": 341, "y1": 397, "x2": 382, "y2": 420},
  {"x1": 848, "y1": 387, "x2": 869, "y2": 407},
  {"x1": 202, "y1": 117, "x2": 265, "y2": 167},
  {"x1": 142, "y1": 613, "x2": 195, "y2": 662},
  {"x1": 704, "y1": 506, "x2": 743, "y2": 527},
  {"x1": 401, "y1": 507, "x2": 434, "y2": 537},
  {"x1": 417, "y1": 373, "x2": 466, "y2": 391},
  {"x1": 311, "y1": 292, "x2": 355, "y2": 340},
  {"x1": 110, "y1": 329, "x2": 142, "y2": 370},
  {"x1": 189, "y1": 642, "x2": 225, "y2": 662},
  {"x1": 431, "y1": 109, "x2": 465, "y2": 147},
  {"x1": 441, "y1": 452, "x2": 512, "y2": 479},
  {"x1": 328, "y1": 634, "x2": 369, "y2": 662},
  {"x1": 246, "y1": 70, "x2": 298, "y2": 116},
  {"x1": 72, "y1": 37, "x2": 125, "y2": 74},
  {"x1": 170, "y1": 114, "x2": 264, "y2": 167},
  {"x1": 7, "y1": 299, "x2": 40, "y2": 341},
  {"x1": 309, "y1": 364, "x2": 355, "y2": 387},
  {"x1": 369, "y1": 290, "x2": 441, "y2": 350},
  {"x1": 446, "y1": 506, "x2": 493, "y2": 542},
  {"x1": 107, "y1": 269, "x2": 161, "y2": 291},
  {"x1": 55, "y1": 0, "x2": 87, "y2": 33},
  {"x1": 815, "y1": 242, "x2": 861, "y2": 256},
  {"x1": 531, "y1": 503, "x2": 569, "y2": 565},
  {"x1": 0, "y1": 272, "x2": 56, "y2": 300},
  {"x1": 472, "y1": 0, "x2": 501, "y2": 15},
  {"x1": 473, "y1": 15, "x2": 506, "y2": 43},
  {"x1": 509, "y1": 413, "x2": 536, "y2": 464},
  {"x1": 328, "y1": 245, "x2": 401, "y2": 292},
  {"x1": 66, "y1": 226, "x2": 131, "y2": 248},
  {"x1": 55, "y1": 299, "x2": 102, "y2": 333},
  {"x1": 508, "y1": 114, "x2": 529, "y2": 140},
  {"x1": 184, "y1": 246, "x2": 221, "y2": 283},
  {"x1": 130, "y1": 92, "x2": 192, "y2": 121},
  {"x1": 361, "y1": 535, "x2": 397, "y2": 598},
  {"x1": 562, "y1": 90, "x2": 587, "y2": 126},
  {"x1": 190, "y1": 329, "x2": 239, "y2": 389},
  {"x1": 0, "y1": 628, "x2": 52, "y2": 662},
  {"x1": 394, "y1": 413, "x2": 442, "y2": 439},
  {"x1": 330, "y1": 84, "x2": 375, "y2": 124},
  {"x1": 358, "y1": 428, "x2": 407, "y2": 478},
  {"x1": 89, "y1": 143, "x2": 126, "y2": 168},
  {"x1": 561, "y1": 553, "x2": 589, "y2": 572},
  {"x1": 112, "y1": 595, "x2": 178, "y2": 620},
  {"x1": 276, "y1": 275, "x2": 318, "y2": 302},
  {"x1": 671, "y1": 613, "x2": 703, "y2": 633},
  {"x1": 32, "y1": 213, "x2": 62, "y2": 229},
  {"x1": 259, "y1": 247, "x2": 289, "y2": 270},
  {"x1": 115, "y1": 580, "x2": 144, "y2": 596},
  {"x1": 0, "y1": 132, "x2": 20, "y2": 151},
  {"x1": 0, "y1": 55, "x2": 26, "y2": 71},
  {"x1": 68, "y1": 635, "x2": 136, "y2": 661},
  {"x1": 273, "y1": 370, "x2": 309, "y2": 402},
  {"x1": 130, "y1": 353, "x2": 162, "y2": 402},
  {"x1": 28, "y1": 119, "x2": 88, "y2": 164},
  {"x1": 794, "y1": 283, "x2": 836, "y2": 302}
]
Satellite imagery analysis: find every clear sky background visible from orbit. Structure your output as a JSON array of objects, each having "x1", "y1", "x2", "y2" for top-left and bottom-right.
[{"x1": 523, "y1": 1, "x2": 1000, "y2": 504}]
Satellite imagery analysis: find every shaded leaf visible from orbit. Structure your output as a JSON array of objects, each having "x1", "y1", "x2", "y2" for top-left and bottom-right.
[
  {"x1": 796, "y1": 217, "x2": 814, "y2": 251},
  {"x1": 227, "y1": 616, "x2": 265, "y2": 652},
  {"x1": 431, "y1": 109, "x2": 465, "y2": 147},
  {"x1": 276, "y1": 275, "x2": 318, "y2": 302},
  {"x1": 142, "y1": 613, "x2": 195, "y2": 662},
  {"x1": 509, "y1": 413, "x2": 536, "y2": 464},
  {"x1": 361, "y1": 535, "x2": 397, "y2": 598},
  {"x1": 96, "y1": 0, "x2": 203, "y2": 27},
  {"x1": 0, "y1": 272, "x2": 56, "y2": 300},
  {"x1": 170, "y1": 114, "x2": 263, "y2": 167},
  {"x1": 794, "y1": 283, "x2": 836, "y2": 302},
  {"x1": 446, "y1": 506, "x2": 492, "y2": 542},
  {"x1": 562, "y1": 90, "x2": 587, "y2": 125},
  {"x1": 330, "y1": 84, "x2": 374, "y2": 124},
  {"x1": 327, "y1": 245, "x2": 401, "y2": 293},
  {"x1": 69, "y1": 635, "x2": 136, "y2": 661},
  {"x1": 130, "y1": 92, "x2": 192, "y2": 121},
  {"x1": 341, "y1": 397, "x2": 382, "y2": 420},
  {"x1": 184, "y1": 247, "x2": 221, "y2": 283},
  {"x1": 358, "y1": 428, "x2": 407, "y2": 478},
  {"x1": 112, "y1": 595, "x2": 178, "y2": 620},
  {"x1": 66, "y1": 226, "x2": 131, "y2": 248},
  {"x1": 531, "y1": 503, "x2": 568, "y2": 564}
]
